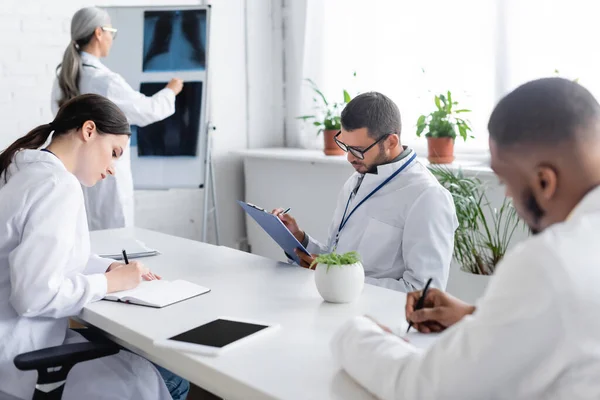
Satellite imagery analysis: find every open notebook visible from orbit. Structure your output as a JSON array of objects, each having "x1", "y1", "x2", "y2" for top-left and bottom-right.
[
  {"x1": 93, "y1": 238, "x2": 159, "y2": 260},
  {"x1": 104, "y1": 280, "x2": 210, "y2": 308}
]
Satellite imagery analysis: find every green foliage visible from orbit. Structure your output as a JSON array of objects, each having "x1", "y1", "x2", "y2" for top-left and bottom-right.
[
  {"x1": 297, "y1": 74, "x2": 356, "y2": 135},
  {"x1": 416, "y1": 90, "x2": 473, "y2": 141},
  {"x1": 553, "y1": 69, "x2": 579, "y2": 83},
  {"x1": 430, "y1": 166, "x2": 525, "y2": 275},
  {"x1": 309, "y1": 251, "x2": 361, "y2": 272}
]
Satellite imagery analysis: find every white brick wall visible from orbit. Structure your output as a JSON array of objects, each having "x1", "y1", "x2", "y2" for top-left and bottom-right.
[
  {"x1": 0, "y1": 0, "x2": 284, "y2": 247},
  {"x1": 0, "y1": 1, "x2": 90, "y2": 143},
  {"x1": 0, "y1": 0, "x2": 207, "y2": 148}
]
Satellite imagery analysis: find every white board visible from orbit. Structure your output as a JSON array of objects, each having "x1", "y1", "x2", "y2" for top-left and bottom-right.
[{"x1": 103, "y1": 5, "x2": 211, "y2": 189}]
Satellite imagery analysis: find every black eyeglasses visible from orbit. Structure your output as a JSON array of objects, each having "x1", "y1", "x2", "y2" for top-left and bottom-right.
[{"x1": 334, "y1": 131, "x2": 391, "y2": 160}]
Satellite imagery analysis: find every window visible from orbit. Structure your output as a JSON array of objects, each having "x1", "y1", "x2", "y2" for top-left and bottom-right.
[
  {"x1": 297, "y1": 0, "x2": 497, "y2": 154},
  {"x1": 503, "y1": 0, "x2": 600, "y2": 97},
  {"x1": 292, "y1": 0, "x2": 599, "y2": 158}
]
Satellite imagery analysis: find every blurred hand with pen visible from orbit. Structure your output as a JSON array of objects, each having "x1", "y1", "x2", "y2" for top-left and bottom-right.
[
  {"x1": 271, "y1": 207, "x2": 317, "y2": 268},
  {"x1": 405, "y1": 288, "x2": 475, "y2": 333}
]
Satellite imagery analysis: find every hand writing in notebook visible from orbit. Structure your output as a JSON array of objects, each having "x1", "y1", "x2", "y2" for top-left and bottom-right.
[{"x1": 107, "y1": 260, "x2": 161, "y2": 281}]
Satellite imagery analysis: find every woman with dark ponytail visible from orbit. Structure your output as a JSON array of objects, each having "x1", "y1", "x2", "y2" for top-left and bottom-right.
[
  {"x1": 51, "y1": 6, "x2": 184, "y2": 231},
  {"x1": 0, "y1": 94, "x2": 188, "y2": 400}
]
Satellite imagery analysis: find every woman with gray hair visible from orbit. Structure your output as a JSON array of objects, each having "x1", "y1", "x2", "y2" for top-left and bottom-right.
[{"x1": 51, "y1": 6, "x2": 184, "y2": 232}]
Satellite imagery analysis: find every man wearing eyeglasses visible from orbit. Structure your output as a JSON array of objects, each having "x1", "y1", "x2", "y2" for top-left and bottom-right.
[{"x1": 273, "y1": 92, "x2": 458, "y2": 292}]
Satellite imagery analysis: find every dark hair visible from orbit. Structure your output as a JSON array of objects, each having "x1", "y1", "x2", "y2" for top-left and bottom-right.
[
  {"x1": 488, "y1": 77, "x2": 600, "y2": 148},
  {"x1": 0, "y1": 93, "x2": 130, "y2": 180},
  {"x1": 341, "y1": 92, "x2": 402, "y2": 139}
]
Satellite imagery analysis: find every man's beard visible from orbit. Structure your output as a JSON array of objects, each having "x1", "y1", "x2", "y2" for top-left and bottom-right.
[
  {"x1": 524, "y1": 189, "x2": 545, "y2": 235},
  {"x1": 351, "y1": 146, "x2": 388, "y2": 174}
]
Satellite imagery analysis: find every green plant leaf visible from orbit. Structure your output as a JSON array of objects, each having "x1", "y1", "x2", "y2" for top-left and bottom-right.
[
  {"x1": 416, "y1": 115, "x2": 427, "y2": 137},
  {"x1": 429, "y1": 167, "x2": 526, "y2": 274},
  {"x1": 305, "y1": 78, "x2": 329, "y2": 106},
  {"x1": 313, "y1": 121, "x2": 322, "y2": 127},
  {"x1": 343, "y1": 90, "x2": 351, "y2": 103},
  {"x1": 310, "y1": 251, "x2": 361, "y2": 270},
  {"x1": 297, "y1": 115, "x2": 316, "y2": 120},
  {"x1": 434, "y1": 95, "x2": 441, "y2": 110},
  {"x1": 458, "y1": 124, "x2": 468, "y2": 141},
  {"x1": 455, "y1": 109, "x2": 471, "y2": 113}
]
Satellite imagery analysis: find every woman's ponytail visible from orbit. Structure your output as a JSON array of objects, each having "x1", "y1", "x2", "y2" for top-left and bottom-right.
[
  {"x1": 0, "y1": 124, "x2": 54, "y2": 181},
  {"x1": 57, "y1": 42, "x2": 82, "y2": 107}
]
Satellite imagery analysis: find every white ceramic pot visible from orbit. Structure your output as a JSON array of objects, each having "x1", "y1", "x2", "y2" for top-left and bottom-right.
[
  {"x1": 446, "y1": 262, "x2": 492, "y2": 304},
  {"x1": 314, "y1": 262, "x2": 365, "y2": 303}
]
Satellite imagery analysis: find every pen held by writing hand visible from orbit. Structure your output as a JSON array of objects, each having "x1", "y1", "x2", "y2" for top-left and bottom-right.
[
  {"x1": 406, "y1": 277, "x2": 433, "y2": 333},
  {"x1": 276, "y1": 207, "x2": 291, "y2": 218}
]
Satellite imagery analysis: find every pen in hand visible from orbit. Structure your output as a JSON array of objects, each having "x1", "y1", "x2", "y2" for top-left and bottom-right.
[
  {"x1": 406, "y1": 277, "x2": 433, "y2": 333},
  {"x1": 274, "y1": 207, "x2": 291, "y2": 217},
  {"x1": 121, "y1": 248, "x2": 159, "y2": 280}
]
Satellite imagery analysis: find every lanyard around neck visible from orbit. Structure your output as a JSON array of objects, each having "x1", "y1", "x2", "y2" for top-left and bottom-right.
[{"x1": 334, "y1": 151, "x2": 417, "y2": 247}]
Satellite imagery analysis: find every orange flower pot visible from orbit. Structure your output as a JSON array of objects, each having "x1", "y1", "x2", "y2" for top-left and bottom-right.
[
  {"x1": 427, "y1": 137, "x2": 455, "y2": 164},
  {"x1": 323, "y1": 129, "x2": 345, "y2": 156}
]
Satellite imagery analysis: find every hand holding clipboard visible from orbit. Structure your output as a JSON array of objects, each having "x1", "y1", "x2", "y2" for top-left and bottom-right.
[{"x1": 238, "y1": 201, "x2": 311, "y2": 265}]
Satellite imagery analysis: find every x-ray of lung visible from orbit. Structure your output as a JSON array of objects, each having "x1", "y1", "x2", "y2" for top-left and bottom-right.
[
  {"x1": 142, "y1": 10, "x2": 207, "y2": 72},
  {"x1": 137, "y1": 81, "x2": 203, "y2": 156}
]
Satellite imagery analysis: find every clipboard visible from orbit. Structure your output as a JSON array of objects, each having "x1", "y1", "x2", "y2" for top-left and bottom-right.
[{"x1": 238, "y1": 201, "x2": 310, "y2": 264}]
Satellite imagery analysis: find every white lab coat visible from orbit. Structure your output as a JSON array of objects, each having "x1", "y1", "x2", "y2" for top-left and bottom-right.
[
  {"x1": 331, "y1": 185, "x2": 600, "y2": 400},
  {"x1": 306, "y1": 150, "x2": 457, "y2": 291},
  {"x1": 51, "y1": 51, "x2": 176, "y2": 231},
  {"x1": 0, "y1": 150, "x2": 171, "y2": 400}
]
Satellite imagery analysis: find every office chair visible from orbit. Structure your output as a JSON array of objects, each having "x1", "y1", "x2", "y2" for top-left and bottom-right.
[{"x1": 13, "y1": 329, "x2": 119, "y2": 400}]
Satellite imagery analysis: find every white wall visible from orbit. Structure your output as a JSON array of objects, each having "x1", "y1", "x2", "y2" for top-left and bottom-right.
[{"x1": 0, "y1": 0, "x2": 285, "y2": 248}]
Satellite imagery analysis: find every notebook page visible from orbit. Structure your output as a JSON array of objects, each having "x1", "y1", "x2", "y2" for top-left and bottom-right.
[{"x1": 105, "y1": 280, "x2": 209, "y2": 307}]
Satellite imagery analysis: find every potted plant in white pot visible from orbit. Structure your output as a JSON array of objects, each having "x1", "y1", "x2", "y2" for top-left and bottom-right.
[
  {"x1": 309, "y1": 251, "x2": 364, "y2": 303},
  {"x1": 430, "y1": 166, "x2": 527, "y2": 302},
  {"x1": 297, "y1": 78, "x2": 353, "y2": 156},
  {"x1": 416, "y1": 91, "x2": 473, "y2": 164}
]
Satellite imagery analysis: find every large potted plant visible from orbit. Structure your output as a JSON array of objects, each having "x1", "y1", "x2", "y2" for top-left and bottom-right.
[
  {"x1": 430, "y1": 166, "x2": 526, "y2": 301},
  {"x1": 416, "y1": 91, "x2": 473, "y2": 164},
  {"x1": 298, "y1": 78, "x2": 353, "y2": 156},
  {"x1": 309, "y1": 251, "x2": 364, "y2": 303}
]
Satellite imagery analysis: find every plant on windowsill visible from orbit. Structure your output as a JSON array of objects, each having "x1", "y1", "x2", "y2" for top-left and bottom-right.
[
  {"x1": 416, "y1": 91, "x2": 473, "y2": 164},
  {"x1": 429, "y1": 166, "x2": 526, "y2": 275},
  {"x1": 309, "y1": 251, "x2": 364, "y2": 303},
  {"x1": 297, "y1": 77, "x2": 354, "y2": 156}
]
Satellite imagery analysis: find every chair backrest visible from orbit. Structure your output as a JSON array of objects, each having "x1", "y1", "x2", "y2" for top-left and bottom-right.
[{"x1": 14, "y1": 340, "x2": 120, "y2": 400}]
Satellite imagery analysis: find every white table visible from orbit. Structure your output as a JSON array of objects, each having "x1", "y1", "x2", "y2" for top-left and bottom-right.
[{"x1": 83, "y1": 228, "x2": 421, "y2": 400}]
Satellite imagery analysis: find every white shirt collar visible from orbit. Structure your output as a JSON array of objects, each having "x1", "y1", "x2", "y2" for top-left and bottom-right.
[
  {"x1": 80, "y1": 52, "x2": 108, "y2": 71},
  {"x1": 359, "y1": 148, "x2": 416, "y2": 189},
  {"x1": 567, "y1": 185, "x2": 600, "y2": 221}
]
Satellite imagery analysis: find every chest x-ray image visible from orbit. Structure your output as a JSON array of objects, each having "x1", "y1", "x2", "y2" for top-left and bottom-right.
[
  {"x1": 143, "y1": 9, "x2": 207, "y2": 72},
  {"x1": 137, "y1": 81, "x2": 203, "y2": 157}
]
